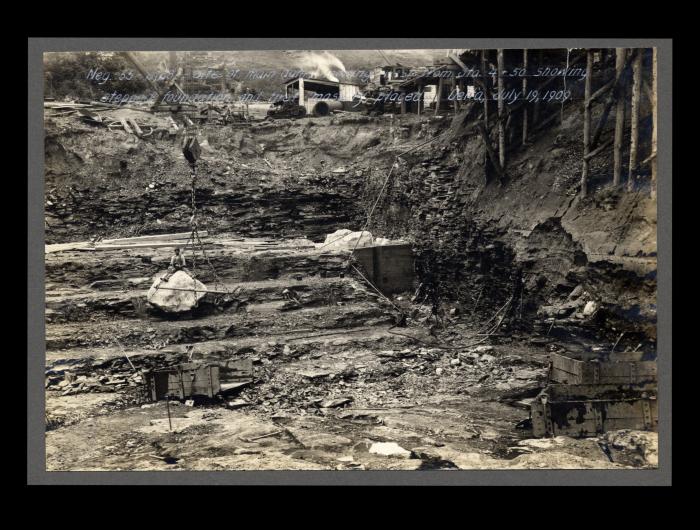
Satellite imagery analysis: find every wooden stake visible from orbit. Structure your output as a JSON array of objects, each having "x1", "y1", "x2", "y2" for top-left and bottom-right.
[
  {"x1": 581, "y1": 50, "x2": 594, "y2": 198},
  {"x1": 651, "y1": 48, "x2": 658, "y2": 199},
  {"x1": 613, "y1": 48, "x2": 627, "y2": 188},
  {"x1": 628, "y1": 49, "x2": 642, "y2": 192},
  {"x1": 166, "y1": 395, "x2": 172, "y2": 431},
  {"x1": 497, "y1": 49, "x2": 505, "y2": 168},
  {"x1": 522, "y1": 49, "x2": 528, "y2": 145}
]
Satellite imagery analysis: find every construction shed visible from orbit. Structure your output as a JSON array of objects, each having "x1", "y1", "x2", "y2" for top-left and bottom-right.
[{"x1": 284, "y1": 77, "x2": 362, "y2": 115}]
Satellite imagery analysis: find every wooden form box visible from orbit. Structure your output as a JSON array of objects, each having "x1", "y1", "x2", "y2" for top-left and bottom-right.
[
  {"x1": 530, "y1": 383, "x2": 658, "y2": 438},
  {"x1": 549, "y1": 351, "x2": 657, "y2": 385},
  {"x1": 352, "y1": 243, "x2": 414, "y2": 295},
  {"x1": 143, "y1": 363, "x2": 220, "y2": 401},
  {"x1": 219, "y1": 358, "x2": 254, "y2": 394}
]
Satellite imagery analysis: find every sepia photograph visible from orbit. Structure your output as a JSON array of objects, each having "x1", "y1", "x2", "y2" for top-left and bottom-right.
[{"x1": 36, "y1": 43, "x2": 665, "y2": 476}]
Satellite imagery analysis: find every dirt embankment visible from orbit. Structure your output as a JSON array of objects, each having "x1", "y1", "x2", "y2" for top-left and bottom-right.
[{"x1": 362, "y1": 106, "x2": 657, "y2": 344}]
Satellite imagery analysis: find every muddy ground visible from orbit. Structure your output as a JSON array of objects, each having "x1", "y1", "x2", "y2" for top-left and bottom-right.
[
  {"x1": 45, "y1": 237, "x2": 656, "y2": 470},
  {"x1": 43, "y1": 104, "x2": 657, "y2": 471}
]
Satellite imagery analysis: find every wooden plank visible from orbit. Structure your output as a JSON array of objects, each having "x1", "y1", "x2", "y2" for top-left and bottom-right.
[
  {"x1": 120, "y1": 117, "x2": 133, "y2": 135},
  {"x1": 94, "y1": 241, "x2": 214, "y2": 250},
  {"x1": 45, "y1": 242, "x2": 94, "y2": 253},
  {"x1": 128, "y1": 118, "x2": 143, "y2": 137},
  {"x1": 157, "y1": 363, "x2": 221, "y2": 399},
  {"x1": 610, "y1": 351, "x2": 645, "y2": 362},
  {"x1": 549, "y1": 400, "x2": 657, "y2": 437},
  {"x1": 220, "y1": 381, "x2": 252, "y2": 394},
  {"x1": 102, "y1": 231, "x2": 205, "y2": 244},
  {"x1": 532, "y1": 390, "x2": 658, "y2": 437},
  {"x1": 550, "y1": 353, "x2": 584, "y2": 377},
  {"x1": 221, "y1": 358, "x2": 254, "y2": 378},
  {"x1": 153, "y1": 286, "x2": 230, "y2": 295},
  {"x1": 545, "y1": 383, "x2": 656, "y2": 400}
]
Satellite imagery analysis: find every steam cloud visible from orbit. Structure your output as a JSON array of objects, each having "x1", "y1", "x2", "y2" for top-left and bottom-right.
[{"x1": 296, "y1": 51, "x2": 347, "y2": 82}]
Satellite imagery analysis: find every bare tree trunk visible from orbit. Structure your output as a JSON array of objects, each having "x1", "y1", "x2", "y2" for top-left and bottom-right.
[
  {"x1": 613, "y1": 48, "x2": 627, "y2": 187},
  {"x1": 628, "y1": 49, "x2": 642, "y2": 192},
  {"x1": 522, "y1": 49, "x2": 528, "y2": 144},
  {"x1": 581, "y1": 50, "x2": 594, "y2": 198},
  {"x1": 481, "y1": 50, "x2": 489, "y2": 127},
  {"x1": 497, "y1": 49, "x2": 505, "y2": 168},
  {"x1": 651, "y1": 48, "x2": 658, "y2": 199},
  {"x1": 533, "y1": 50, "x2": 543, "y2": 126}
]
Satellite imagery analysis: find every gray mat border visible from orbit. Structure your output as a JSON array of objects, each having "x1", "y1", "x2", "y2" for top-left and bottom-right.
[{"x1": 28, "y1": 37, "x2": 672, "y2": 486}]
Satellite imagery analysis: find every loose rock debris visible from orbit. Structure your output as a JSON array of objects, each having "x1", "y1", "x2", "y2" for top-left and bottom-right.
[{"x1": 44, "y1": 48, "x2": 659, "y2": 472}]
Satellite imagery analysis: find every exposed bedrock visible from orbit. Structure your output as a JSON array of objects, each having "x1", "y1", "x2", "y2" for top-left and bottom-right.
[{"x1": 45, "y1": 109, "x2": 656, "y2": 342}]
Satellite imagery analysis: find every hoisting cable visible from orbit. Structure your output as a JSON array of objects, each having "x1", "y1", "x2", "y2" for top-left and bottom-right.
[
  {"x1": 317, "y1": 132, "x2": 448, "y2": 252},
  {"x1": 155, "y1": 126, "x2": 233, "y2": 300},
  {"x1": 339, "y1": 127, "x2": 515, "y2": 351}
]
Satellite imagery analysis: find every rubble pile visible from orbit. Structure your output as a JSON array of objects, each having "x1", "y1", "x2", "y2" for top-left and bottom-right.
[
  {"x1": 45, "y1": 351, "x2": 189, "y2": 396},
  {"x1": 359, "y1": 109, "x2": 656, "y2": 342},
  {"x1": 234, "y1": 342, "x2": 549, "y2": 416}
]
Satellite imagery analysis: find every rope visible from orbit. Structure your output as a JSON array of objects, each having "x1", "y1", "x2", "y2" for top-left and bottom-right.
[
  {"x1": 386, "y1": 295, "x2": 514, "y2": 351},
  {"x1": 316, "y1": 133, "x2": 447, "y2": 252},
  {"x1": 349, "y1": 264, "x2": 401, "y2": 312},
  {"x1": 349, "y1": 254, "x2": 515, "y2": 352},
  {"x1": 349, "y1": 163, "x2": 397, "y2": 255}
]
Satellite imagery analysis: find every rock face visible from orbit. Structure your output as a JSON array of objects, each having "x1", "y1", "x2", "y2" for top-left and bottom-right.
[{"x1": 146, "y1": 271, "x2": 207, "y2": 312}]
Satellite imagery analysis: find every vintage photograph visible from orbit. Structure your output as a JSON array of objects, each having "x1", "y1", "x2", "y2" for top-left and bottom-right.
[{"x1": 43, "y1": 47, "x2": 659, "y2": 471}]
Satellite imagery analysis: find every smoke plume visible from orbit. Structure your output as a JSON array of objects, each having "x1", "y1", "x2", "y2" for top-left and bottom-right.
[{"x1": 296, "y1": 51, "x2": 347, "y2": 82}]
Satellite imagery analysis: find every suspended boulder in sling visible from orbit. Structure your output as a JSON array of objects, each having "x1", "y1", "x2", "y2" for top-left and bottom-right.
[{"x1": 147, "y1": 270, "x2": 207, "y2": 312}]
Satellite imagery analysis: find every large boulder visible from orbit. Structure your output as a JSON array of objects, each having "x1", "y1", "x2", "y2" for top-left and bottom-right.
[
  {"x1": 318, "y1": 229, "x2": 374, "y2": 251},
  {"x1": 146, "y1": 270, "x2": 207, "y2": 313}
]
